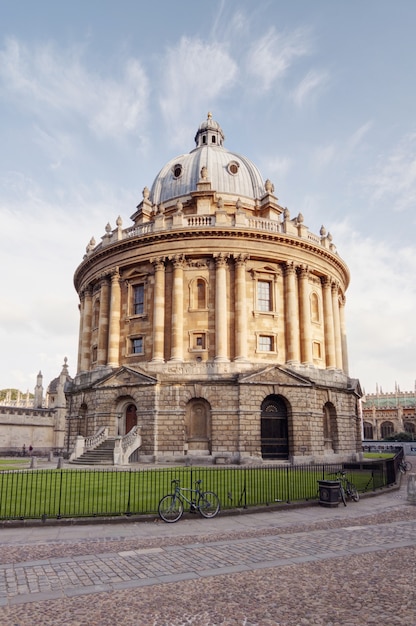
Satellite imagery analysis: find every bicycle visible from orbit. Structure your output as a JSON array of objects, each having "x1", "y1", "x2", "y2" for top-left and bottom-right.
[
  {"x1": 158, "y1": 479, "x2": 220, "y2": 523},
  {"x1": 398, "y1": 459, "x2": 412, "y2": 474},
  {"x1": 331, "y1": 471, "x2": 360, "y2": 506}
]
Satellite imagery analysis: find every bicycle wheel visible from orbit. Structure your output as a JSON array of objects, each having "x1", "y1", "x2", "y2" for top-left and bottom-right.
[
  {"x1": 198, "y1": 491, "x2": 220, "y2": 518},
  {"x1": 348, "y1": 484, "x2": 360, "y2": 502},
  {"x1": 158, "y1": 495, "x2": 184, "y2": 523},
  {"x1": 399, "y1": 463, "x2": 406, "y2": 474},
  {"x1": 404, "y1": 460, "x2": 412, "y2": 472},
  {"x1": 339, "y1": 485, "x2": 347, "y2": 506}
]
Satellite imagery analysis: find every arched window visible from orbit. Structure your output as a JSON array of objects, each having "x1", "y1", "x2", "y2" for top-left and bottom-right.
[
  {"x1": 404, "y1": 421, "x2": 416, "y2": 435},
  {"x1": 381, "y1": 421, "x2": 394, "y2": 439},
  {"x1": 189, "y1": 277, "x2": 207, "y2": 310},
  {"x1": 197, "y1": 279, "x2": 206, "y2": 309},
  {"x1": 363, "y1": 421, "x2": 374, "y2": 439},
  {"x1": 310, "y1": 292, "x2": 320, "y2": 323},
  {"x1": 93, "y1": 299, "x2": 100, "y2": 328}
]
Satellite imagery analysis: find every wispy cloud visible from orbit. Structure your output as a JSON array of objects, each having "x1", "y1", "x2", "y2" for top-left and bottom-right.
[
  {"x1": 158, "y1": 37, "x2": 237, "y2": 146},
  {"x1": 292, "y1": 69, "x2": 329, "y2": 108},
  {"x1": 0, "y1": 38, "x2": 149, "y2": 139},
  {"x1": 347, "y1": 121, "x2": 373, "y2": 151},
  {"x1": 245, "y1": 27, "x2": 311, "y2": 92},
  {"x1": 364, "y1": 132, "x2": 416, "y2": 212}
]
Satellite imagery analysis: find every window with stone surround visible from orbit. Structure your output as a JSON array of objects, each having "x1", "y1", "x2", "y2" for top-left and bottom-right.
[
  {"x1": 132, "y1": 284, "x2": 145, "y2": 315},
  {"x1": 256, "y1": 334, "x2": 277, "y2": 353},
  {"x1": 257, "y1": 280, "x2": 272, "y2": 311},
  {"x1": 189, "y1": 331, "x2": 208, "y2": 352},
  {"x1": 189, "y1": 277, "x2": 208, "y2": 311},
  {"x1": 130, "y1": 336, "x2": 144, "y2": 355}
]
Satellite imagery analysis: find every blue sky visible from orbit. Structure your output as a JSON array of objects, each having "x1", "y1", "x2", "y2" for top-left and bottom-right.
[{"x1": 1, "y1": 0, "x2": 416, "y2": 395}]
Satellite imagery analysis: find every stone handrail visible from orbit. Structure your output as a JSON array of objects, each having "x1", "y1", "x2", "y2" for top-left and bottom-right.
[
  {"x1": 69, "y1": 426, "x2": 108, "y2": 461},
  {"x1": 85, "y1": 427, "x2": 108, "y2": 450},
  {"x1": 113, "y1": 425, "x2": 142, "y2": 466}
]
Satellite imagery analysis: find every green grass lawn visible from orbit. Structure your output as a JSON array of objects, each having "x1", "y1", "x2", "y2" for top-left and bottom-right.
[
  {"x1": 0, "y1": 458, "x2": 30, "y2": 470},
  {"x1": 363, "y1": 452, "x2": 395, "y2": 459}
]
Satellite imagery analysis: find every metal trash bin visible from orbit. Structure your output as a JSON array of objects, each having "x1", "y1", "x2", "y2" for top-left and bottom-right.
[{"x1": 317, "y1": 480, "x2": 339, "y2": 507}]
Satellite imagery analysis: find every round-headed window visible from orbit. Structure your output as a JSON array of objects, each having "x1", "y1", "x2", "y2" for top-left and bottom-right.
[
  {"x1": 173, "y1": 164, "x2": 183, "y2": 179},
  {"x1": 227, "y1": 161, "x2": 239, "y2": 175}
]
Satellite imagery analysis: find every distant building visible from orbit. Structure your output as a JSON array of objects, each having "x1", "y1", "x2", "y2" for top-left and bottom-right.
[
  {"x1": 65, "y1": 113, "x2": 362, "y2": 465},
  {"x1": 362, "y1": 385, "x2": 416, "y2": 439},
  {"x1": 0, "y1": 360, "x2": 71, "y2": 454}
]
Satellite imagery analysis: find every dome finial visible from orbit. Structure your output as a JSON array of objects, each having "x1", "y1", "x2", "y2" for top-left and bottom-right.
[{"x1": 207, "y1": 111, "x2": 212, "y2": 120}]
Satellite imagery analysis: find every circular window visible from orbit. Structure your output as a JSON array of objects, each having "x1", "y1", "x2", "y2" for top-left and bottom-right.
[
  {"x1": 173, "y1": 164, "x2": 183, "y2": 179},
  {"x1": 227, "y1": 161, "x2": 239, "y2": 175}
]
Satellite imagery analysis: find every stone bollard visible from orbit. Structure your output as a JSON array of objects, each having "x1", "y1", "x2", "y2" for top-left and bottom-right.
[
  {"x1": 407, "y1": 473, "x2": 416, "y2": 503},
  {"x1": 57, "y1": 456, "x2": 64, "y2": 469},
  {"x1": 48, "y1": 451, "x2": 54, "y2": 462},
  {"x1": 30, "y1": 457, "x2": 37, "y2": 469}
]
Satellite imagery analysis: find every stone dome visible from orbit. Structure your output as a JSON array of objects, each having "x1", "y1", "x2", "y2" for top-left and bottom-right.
[{"x1": 150, "y1": 113, "x2": 265, "y2": 206}]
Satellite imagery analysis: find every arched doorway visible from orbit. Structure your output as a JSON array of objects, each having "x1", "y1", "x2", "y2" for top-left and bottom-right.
[
  {"x1": 261, "y1": 395, "x2": 289, "y2": 460},
  {"x1": 125, "y1": 404, "x2": 138, "y2": 434},
  {"x1": 185, "y1": 398, "x2": 211, "y2": 454}
]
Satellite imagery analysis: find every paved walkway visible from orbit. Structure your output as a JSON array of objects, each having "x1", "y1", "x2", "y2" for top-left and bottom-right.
[{"x1": 0, "y1": 481, "x2": 414, "y2": 625}]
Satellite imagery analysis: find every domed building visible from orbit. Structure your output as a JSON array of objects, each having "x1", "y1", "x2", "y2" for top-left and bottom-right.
[{"x1": 65, "y1": 113, "x2": 362, "y2": 465}]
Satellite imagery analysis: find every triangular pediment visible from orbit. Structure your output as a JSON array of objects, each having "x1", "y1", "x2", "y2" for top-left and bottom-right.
[
  {"x1": 93, "y1": 366, "x2": 157, "y2": 389},
  {"x1": 239, "y1": 365, "x2": 312, "y2": 387}
]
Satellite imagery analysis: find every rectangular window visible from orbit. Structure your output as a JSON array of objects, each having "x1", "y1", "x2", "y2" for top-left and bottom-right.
[
  {"x1": 131, "y1": 337, "x2": 143, "y2": 354},
  {"x1": 259, "y1": 335, "x2": 273, "y2": 351},
  {"x1": 257, "y1": 280, "x2": 271, "y2": 312},
  {"x1": 133, "y1": 284, "x2": 144, "y2": 315},
  {"x1": 194, "y1": 334, "x2": 206, "y2": 349}
]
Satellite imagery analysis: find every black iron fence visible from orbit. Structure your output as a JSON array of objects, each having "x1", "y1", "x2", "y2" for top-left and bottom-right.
[{"x1": 0, "y1": 455, "x2": 400, "y2": 522}]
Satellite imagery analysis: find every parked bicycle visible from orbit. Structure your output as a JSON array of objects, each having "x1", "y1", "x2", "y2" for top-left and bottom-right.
[
  {"x1": 398, "y1": 459, "x2": 412, "y2": 474},
  {"x1": 331, "y1": 471, "x2": 360, "y2": 506},
  {"x1": 158, "y1": 479, "x2": 220, "y2": 523}
]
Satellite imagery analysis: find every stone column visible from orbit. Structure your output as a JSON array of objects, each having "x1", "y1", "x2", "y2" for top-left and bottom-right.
[
  {"x1": 97, "y1": 276, "x2": 110, "y2": 366},
  {"x1": 332, "y1": 282, "x2": 343, "y2": 370},
  {"x1": 234, "y1": 254, "x2": 248, "y2": 361},
  {"x1": 80, "y1": 286, "x2": 92, "y2": 371},
  {"x1": 170, "y1": 255, "x2": 184, "y2": 361},
  {"x1": 107, "y1": 269, "x2": 121, "y2": 367},
  {"x1": 151, "y1": 258, "x2": 165, "y2": 362},
  {"x1": 298, "y1": 265, "x2": 313, "y2": 365},
  {"x1": 283, "y1": 262, "x2": 300, "y2": 364},
  {"x1": 339, "y1": 293, "x2": 349, "y2": 374},
  {"x1": 214, "y1": 253, "x2": 229, "y2": 362},
  {"x1": 77, "y1": 296, "x2": 84, "y2": 373},
  {"x1": 321, "y1": 276, "x2": 336, "y2": 369}
]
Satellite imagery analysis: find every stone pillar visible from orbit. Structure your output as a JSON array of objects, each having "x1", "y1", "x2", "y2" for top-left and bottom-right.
[
  {"x1": 107, "y1": 269, "x2": 121, "y2": 367},
  {"x1": 298, "y1": 265, "x2": 313, "y2": 365},
  {"x1": 283, "y1": 262, "x2": 300, "y2": 364},
  {"x1": 80, "y1": 286, "x2": 92, "y2": 372},
  {"x1": 170, "y1": 255, "x2": 184, "y2": 361},
  {"x1": 97, "y1": 276, "x2": 110, "y2": 366},
  {"x1": 152, "y1": 258, "x2": 165, "y2": 362},
  {"x1": 77, "y1": 297, "x2": 84, "y2": 373},
  {"x1": 214, "y1": 254, "x2": 229, "y2": 362},
  {"x1": 234, "y1": 254, "x2": 248, "y2": 361},
  {"x1": 332, "y1": 282, "x2": 343, "y2": 370},
  {"x1": 339, "y1": 293, "x2": 349, "y2": 375},
  {"x1": 321, "y1": 276, "x2": 336, "y2": 369}
]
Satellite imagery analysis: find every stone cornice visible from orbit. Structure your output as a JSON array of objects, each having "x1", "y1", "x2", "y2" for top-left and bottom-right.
[{"x1": 74, "y1": 227, "x2": 349, "y2": 292}]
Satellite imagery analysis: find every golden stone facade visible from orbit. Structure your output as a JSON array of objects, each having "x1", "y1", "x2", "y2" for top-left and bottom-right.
[{"x1": 66, "y1": 114, "x2": 362, "y2": 464}]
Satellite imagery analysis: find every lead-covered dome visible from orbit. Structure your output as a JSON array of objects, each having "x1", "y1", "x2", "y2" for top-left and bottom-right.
[{"x1": 150, "y1": 113, "x2": 265, "y2": 205}]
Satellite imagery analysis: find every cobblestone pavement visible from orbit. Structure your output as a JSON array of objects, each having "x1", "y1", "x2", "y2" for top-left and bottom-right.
[{"x1": 0, "y1": 482, "x2": 415, "y2": 625}]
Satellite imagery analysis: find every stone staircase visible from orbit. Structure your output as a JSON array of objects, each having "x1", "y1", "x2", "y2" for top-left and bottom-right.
[{"x1": 70, "y1": 438, "x2": 116, "y2": 465}]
